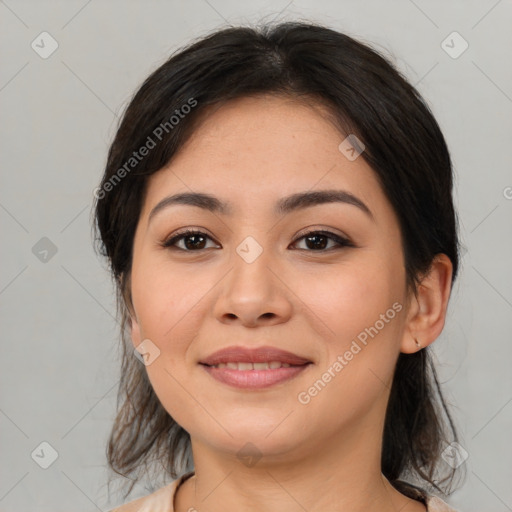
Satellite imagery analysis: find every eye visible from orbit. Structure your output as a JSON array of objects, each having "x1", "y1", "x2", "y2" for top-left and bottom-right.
[
  {"x1": 161, "y1": 229, "x2": 219, "y2": 251},
  {"x1": 161, "y1": 229, "x2": 353, "y2": 252},
  {"x1": 291, "y1": 230, "x2": 354, "y2": 251}
]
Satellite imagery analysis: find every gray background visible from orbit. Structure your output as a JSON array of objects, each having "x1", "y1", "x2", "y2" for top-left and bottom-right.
[{"x1": 1, "y1": 0, "x2": 511, "y2": 511}]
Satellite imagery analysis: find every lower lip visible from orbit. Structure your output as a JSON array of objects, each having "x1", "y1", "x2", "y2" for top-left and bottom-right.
[{"x1": 201, "y1": 364, "x2": 311, "y2": 389}]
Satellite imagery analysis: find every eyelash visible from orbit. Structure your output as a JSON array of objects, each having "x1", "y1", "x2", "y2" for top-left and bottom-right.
[{"x1": 161, "y1": 228, "x2": 354, "y2": 252}]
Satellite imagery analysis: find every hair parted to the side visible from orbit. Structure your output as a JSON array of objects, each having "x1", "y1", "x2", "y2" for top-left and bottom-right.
[{"x1": 93, "y1": 20, "x2": 463, "y2": 500}]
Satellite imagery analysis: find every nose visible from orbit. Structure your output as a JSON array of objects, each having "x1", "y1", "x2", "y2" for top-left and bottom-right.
[{"x1": 212, "y1": 244, "x2": 293, "y2": 328}]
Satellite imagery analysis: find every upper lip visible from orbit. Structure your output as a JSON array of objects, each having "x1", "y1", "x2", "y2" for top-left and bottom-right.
[{"x1": 199, "y1": 345, "x2": 312, "y2": 366}]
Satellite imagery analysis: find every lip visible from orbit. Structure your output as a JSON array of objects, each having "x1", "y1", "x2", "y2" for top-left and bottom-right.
[
  {"x1": 202, "y1": 364, "x2": 311, "y2": 389},
  {"x1": 199, "y1": 345, "x2": 312, "y2": 366}
]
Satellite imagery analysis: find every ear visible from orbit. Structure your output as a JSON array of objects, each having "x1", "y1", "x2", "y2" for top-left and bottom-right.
[
  {"x1": 121, "y1": 271, "x2": 142, "y2": 349},
  {"x1": 130, "y1": 312, "x2": 142, "y2": 349},
  {"x1": 401, "y1": 254, "x2": 453, "y2": 354}
]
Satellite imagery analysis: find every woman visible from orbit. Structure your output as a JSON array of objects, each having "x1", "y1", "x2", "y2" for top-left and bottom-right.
[{"x1": 94, "y1": 21, "x2": 464, "y2": 512}]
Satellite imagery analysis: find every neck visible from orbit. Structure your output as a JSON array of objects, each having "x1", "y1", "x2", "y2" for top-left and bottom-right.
[{"x1": 175, "y1": 419, "x2": 425, "y2": 512}]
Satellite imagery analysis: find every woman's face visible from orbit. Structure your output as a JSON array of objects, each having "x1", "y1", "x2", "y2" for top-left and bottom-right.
[{"x1": 129, "y1": 95, "x2": 413, "y2": 463}]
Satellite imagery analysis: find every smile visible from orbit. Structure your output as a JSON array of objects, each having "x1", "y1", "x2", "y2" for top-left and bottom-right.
[{"x1": 201, "y1": 362, "x2": 312, "y2": 389}]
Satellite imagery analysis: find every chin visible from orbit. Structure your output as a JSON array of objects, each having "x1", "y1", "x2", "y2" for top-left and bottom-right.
[{"x1": 198, "y1": 425, "x2": 304, "y2": 460}]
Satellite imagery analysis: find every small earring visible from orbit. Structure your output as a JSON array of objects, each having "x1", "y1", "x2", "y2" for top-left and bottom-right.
[{"x1": 414, "y1": 337, "x2": 422, "y2": 349}]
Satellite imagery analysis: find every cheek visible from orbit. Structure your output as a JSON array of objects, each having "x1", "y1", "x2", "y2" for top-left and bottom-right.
[
  {"x1": 132, "y1": 257, "x2": 196, "y2": 337},
  {"x1": 293, "y1": 257, "x2": 401, "y2": 345},
  {"x1": 131, "y1": 256, "x2": 220, "y2": 375},
  {"x1": 130, "y1": 260, "x2": 211, "y2": 429},
  {"x1": 294, "y1": 258, "x2": 403, "y2": 403}
]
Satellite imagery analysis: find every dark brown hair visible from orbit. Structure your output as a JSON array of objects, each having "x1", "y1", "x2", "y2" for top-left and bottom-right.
[{"x1": 93, "y1": 20, "x2": 463, "y2": 500}]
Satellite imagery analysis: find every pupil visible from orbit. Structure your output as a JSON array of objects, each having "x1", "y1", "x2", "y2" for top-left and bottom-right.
[
  {"x1": 307, "y1": 234, "x2": 327, "y2": 250},
  {"x1": 186, "y1": 234, "x2": 205, "y2": 250}
]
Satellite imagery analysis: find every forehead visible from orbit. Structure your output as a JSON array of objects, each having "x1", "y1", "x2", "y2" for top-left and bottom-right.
[{"x1": 140, "y1": 95, "x2": 390, "y2": 222}]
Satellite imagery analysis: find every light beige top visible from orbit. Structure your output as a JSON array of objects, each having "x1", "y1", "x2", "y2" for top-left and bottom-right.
[{"x1": 109, "y1": 472, "x2": 459, "y2": 511}]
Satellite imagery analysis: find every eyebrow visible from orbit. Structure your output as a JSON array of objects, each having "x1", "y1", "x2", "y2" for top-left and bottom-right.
[{"x1": 148, "y1": 189, "x2": 374, "y2": 223}]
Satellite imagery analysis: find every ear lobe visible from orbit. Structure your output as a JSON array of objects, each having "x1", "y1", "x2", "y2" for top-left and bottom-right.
[{"x1": 400, "y1": 254, "x2": 453, "y2": 354}]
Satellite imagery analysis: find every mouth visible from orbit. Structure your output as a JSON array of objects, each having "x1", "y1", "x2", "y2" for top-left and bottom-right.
[
  {"x1": 198, "y1": 345, "x2": 313, "y2": 389},
  {"x1": 199, "y1": 360, "x2": 312, "y2": 389}
]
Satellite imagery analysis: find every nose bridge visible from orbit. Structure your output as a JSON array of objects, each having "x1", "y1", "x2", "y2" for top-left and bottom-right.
[
  {"x1": 213, "y1": 232, "x2": 291, "y2": 325},
  {"x1": 229, "y1": 233, "x2": 275, "y2": 300}
]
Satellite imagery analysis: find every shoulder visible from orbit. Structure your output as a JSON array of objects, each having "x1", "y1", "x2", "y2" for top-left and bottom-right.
[
  {"x1": 393, "y1": 480, "x2": 460, "y2": 512},
  {"x1": 107, "y1": 476, "x2": 186, "y2": 512},
  {"x1": 426, "y1": 495, "x2": 460, "y2": 512}
]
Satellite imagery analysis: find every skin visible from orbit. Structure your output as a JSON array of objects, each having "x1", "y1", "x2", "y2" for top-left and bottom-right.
[{"x1": 126, "y1": 94, "x2": 453, "y2": 512}]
